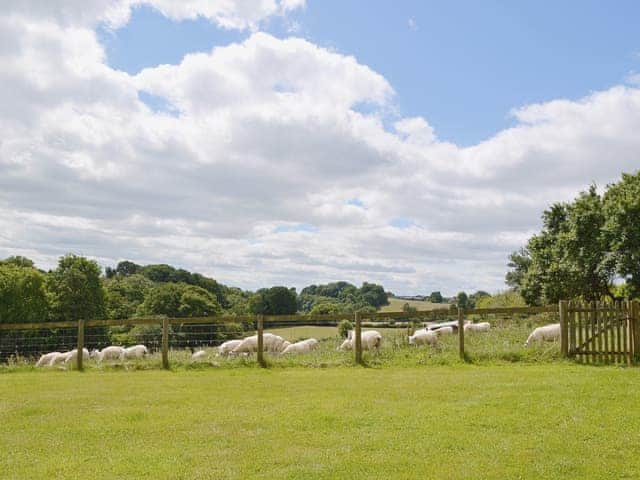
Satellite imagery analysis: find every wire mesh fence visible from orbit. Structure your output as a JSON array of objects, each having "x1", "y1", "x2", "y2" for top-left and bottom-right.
[{"x1": 3, "y1": 303, "x2": 626, "y2": 370}]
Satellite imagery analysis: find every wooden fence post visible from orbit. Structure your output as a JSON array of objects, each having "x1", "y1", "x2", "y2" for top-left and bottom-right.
[
  {"x1": 161, "y1": 318, "x2": 169, "y2": 370},
  {"x1": 77, "y1": 319, "x2": 85, "y2": 371},
  {"x1": 257, "y1": 314, "x2": 265, "y2": 367},
  {"x1": 559, "y1": 300, "x2": 569, "y2": 358},
  {"x1": 457, "y1": 306, "x2": 465, "y2": 360},
  {"x1": 632, "y1": 300, "x2": 639, "y2": 363},
  {"x1": 354, "y1": 311, "x2": 362, "y2": 365}
]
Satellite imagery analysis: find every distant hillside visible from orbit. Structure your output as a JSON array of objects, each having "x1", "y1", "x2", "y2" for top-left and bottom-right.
[{"x1": 380, "y1": 297, "x2": 446, "y2": 312}]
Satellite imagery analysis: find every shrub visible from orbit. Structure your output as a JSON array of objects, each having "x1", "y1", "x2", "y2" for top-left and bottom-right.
[{"x1": 338, "y1": 319, "x2": 353, "y2": 338}]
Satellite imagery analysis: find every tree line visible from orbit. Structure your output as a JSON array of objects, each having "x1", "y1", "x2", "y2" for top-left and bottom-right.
[{"x1": 0, "y1": 256, "x2": 391, "y2": 325}]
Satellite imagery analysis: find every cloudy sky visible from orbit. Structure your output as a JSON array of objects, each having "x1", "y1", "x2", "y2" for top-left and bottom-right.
[{"x1": 1, "y1": 1, "x2": 640, "y2": 295}]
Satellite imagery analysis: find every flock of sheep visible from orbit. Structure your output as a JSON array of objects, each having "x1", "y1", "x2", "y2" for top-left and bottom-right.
[
  {"x1": 35, "y1": 345, "x2": 148, "y2": 367},
  {"x1": 33, "y1": 321, "x2": 561, "y2": 367}
]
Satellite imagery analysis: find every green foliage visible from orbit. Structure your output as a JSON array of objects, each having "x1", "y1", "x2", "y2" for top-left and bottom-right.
[
  {"x1": 310, "y1": 301, "x2": 344, "y2": 315},
  {"x1": 115, "y1": 260, "x2": 142, "y2": 277},
  {"x1": 359, "y1": 282, "x2": 388, "y2": 308},
  {"x1": 47, "y1": 255, "x2": 105, "y2": 321},
  {"x1": 428, "y1": 291, "x2": 444, "y2": 303},
  {"x1": 299, "y1": 281, "x2": 388, "y2": 313},
  {"x1": 337, "y1": 319, "x2": 353, "y2": 338},
  {"x1": 250, "y1": 286, "x2": 297, "y2": 315},
  {"x1": 505, "y1": 248, "x2": 531, "y2": 291},
  {"x1": 475, "y1": 291, "x2": 526, "y2": 309},
  {"x1": 508, "y1": 185, "x2": 613, "y2": 305},
  {"x1": 223, "y1": 287, "x2": 253, "y2": 316},
  {"x1": 603, "y1": 170, "x2": 640, "y2": 297},
  {"x1": 104, "y1": 274, "x2": 154, "y2": 319},
  {"x1": 0, "y1": 256, "x2": 35, "y2": 269},
  {"x1": 0, "y1": 264, "x2": 48, "y2": 323},
  {"x1": 456, "y1": 291, "x2": 470, "y2": 309},
  {"x1": 402, "y1": 302, "x2": 417, "y2": 313},
  {"x1": 137, "y1": 283, "x2": 221, "y2": 318}
]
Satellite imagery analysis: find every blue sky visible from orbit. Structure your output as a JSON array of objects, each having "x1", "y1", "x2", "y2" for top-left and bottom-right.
[{"x1": 101, "y1": 1, "x2": 640, "y2": 145}]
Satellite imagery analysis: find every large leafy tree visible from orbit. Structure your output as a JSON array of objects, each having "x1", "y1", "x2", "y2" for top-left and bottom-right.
[
  {"x1": 0, "y1": 264, "x2": 48, "y2": 323},
  {"x1": 603, "y1": 171, "x2": 640, "y2": 297},
  {"x1": 508, "y1": 185, "x2": 615, "y2": 304},
  {"x1": 47, "y1": 255, "x2": 105, "y2": 321},
  {"x1": 249, "y1": 286, "x2": 298, "y2": 315},
  {"x1": 428, "y1": 291, "x2": 444, "y2": 303},
  {"x1": 137, "y1": 283, "x2": 221, "y2": 318}
]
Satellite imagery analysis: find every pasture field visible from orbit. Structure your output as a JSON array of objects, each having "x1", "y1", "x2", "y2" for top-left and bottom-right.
[
  {"x1": 380, "y1": 297, "x2": 445, "y2": 312},
  {"x1": 1, "y1": 365, "x2": 639, "y2": 479}
]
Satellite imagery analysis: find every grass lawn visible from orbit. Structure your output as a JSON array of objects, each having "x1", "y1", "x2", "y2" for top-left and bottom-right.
[{"x1": 2, "y1": 365, "x2": 640, "y2": 479}]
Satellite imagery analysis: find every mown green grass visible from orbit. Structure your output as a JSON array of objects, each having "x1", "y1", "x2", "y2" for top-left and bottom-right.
[{"x1": 1, "y1": 365, "x2": 639, "y2": 479}]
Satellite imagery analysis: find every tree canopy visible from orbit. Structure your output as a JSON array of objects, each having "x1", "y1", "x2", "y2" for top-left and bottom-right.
[{"x1": 507, "y1": 171, "x2": 640, "y2": 304}]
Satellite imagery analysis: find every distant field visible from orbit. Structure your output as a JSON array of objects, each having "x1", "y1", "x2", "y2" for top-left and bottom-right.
[
  {"x1": 380, "y1": 297, "x2": 447, "y2": 312},
  {"x1": 2, "y1": 365, "x2": 639, "y2": 479}
]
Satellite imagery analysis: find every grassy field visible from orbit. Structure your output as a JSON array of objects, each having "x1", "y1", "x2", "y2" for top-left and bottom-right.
[
  {"x1": 380, "y1": 297, "x2": 446, "y2": 312},
  {"x1": 1, "y1": 365, "x2": 639, "y2": 479}
]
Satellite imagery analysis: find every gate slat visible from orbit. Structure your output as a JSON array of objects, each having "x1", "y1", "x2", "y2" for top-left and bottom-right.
[
  {"x1": 569, "y1": 301, "x2": 576, "y2": 357},
  {"x1": 603, "y1": 303, "x2": 610, "y2": 364},
  {"x1": 620, "y1": 302, "x2": 630, "y2": 363},
  {"x1": 584, "y1": 305, "x2": 591, "y2": 363},
  {"x1": 577, "y1": 304, "x2": 583, "y2": 363},
  {"x1": 616, "y1": 302, "x2": 622, "y2": 364}
]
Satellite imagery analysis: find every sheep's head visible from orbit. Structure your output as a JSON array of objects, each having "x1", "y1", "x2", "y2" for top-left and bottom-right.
[{"x1": 408, "y1": 336, "x2": 415, "y2": 345}]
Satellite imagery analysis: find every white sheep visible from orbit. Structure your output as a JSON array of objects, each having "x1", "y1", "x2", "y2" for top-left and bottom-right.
[
  {"x1": 94, "y1": 346, "x2": 126, "y2": 363},
  {"x1": 231, "y1": 333, "x2": 287, "y2": 354},
  {"x1": 49, "y1": 351, "x2": 69, "y2": 366},
  {"x1": 63, "y1": 348, "x2": 90, "y2": 365},
  {"x1": 124, "y1": 344, "x2": 148, "y2": 359},
  {"x1": 36, "y1": 351, "x2": 61, "y2": 367},
  {"x1": 281, "y1": 338, "x2": 319, "y2": 355},
  {"x1": 408, "y1": 329, "x2": 438, "y2": 346},
  {"x1": 433, "y1": 326, "x2": 454, "y2": 336},
  {"x1": 464, "y1": 322, "x2": 491, "y2": 333},
  {"x1": 525, "y1": 323, "x2": 560, "y2": 347},
  {"x1": 191, "y1": 350, "x2": 207, "y2": 361},
  {"x1": 217, "y1": 340, "x2": 243, "y2": 357},
  {"x1": 338, "y1": 330, "x2": 382, "y2": 352}
]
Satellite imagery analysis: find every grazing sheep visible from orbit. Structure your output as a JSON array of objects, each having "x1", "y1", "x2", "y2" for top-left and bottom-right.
[
  {"x1": 36, "y1": 351, "x2": 61, "y2": 367},
  {"x1": 338, "y1": 330, "x2": 382, "y2": 352},
  {"x1": 231, "y1": 333, "x2": 287, "y2": 354},
  {"x1": 191, "y1": 350, "x2": 207, "y2": 361},
  {"x1": 217, "y1": 340, "x2": 243, "y2": 357},
  {"x1": 95, "y1": 346, "x2": 126, "y2": 362},
  {"x1": 433, "y1": 326, "x2": 454, "y2": 336},
  {"x1": 525, "y1": 323, "x2": 560, "y2": 347},
  {"x1": 49, "y1": 351, "x2": 69, "y2": 366},
  {"x1": 281, "y1": 338, "x2": 319, "y2": 355},
  {"x1": 124, "y1": 344, "x2": 148, "y2": 359},
  {"x1": 464, "y1": 322, "x2": 491, "y2": 333},
  {"x1": 63, "y1": 348, "x2": 90, "y2": 365},
  {"x1": 408, "y1": 329, "x2": 438, "y2": 346}
]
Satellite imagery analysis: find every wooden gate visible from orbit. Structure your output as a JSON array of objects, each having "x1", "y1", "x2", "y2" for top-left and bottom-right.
[{"x1": 563, "y1": 301, "x2": 638, "y2": 365}]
